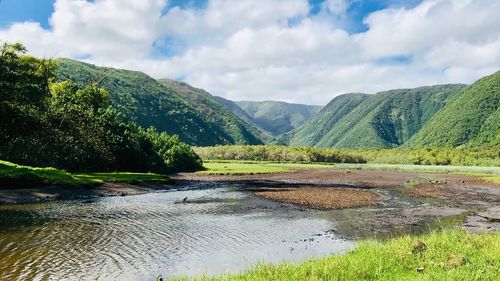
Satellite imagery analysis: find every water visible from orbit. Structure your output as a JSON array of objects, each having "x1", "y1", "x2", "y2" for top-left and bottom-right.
[{"x1": 0, "y1": 185, "x2": 354, "y2": 280}]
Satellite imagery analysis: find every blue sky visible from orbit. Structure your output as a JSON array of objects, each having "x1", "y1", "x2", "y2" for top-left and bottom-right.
[
  {"x1": 0, "y1": 0, "x2": 54, "y2": 28},
  {"x1": 0, "y1": 0, "x2": 498, "y2": 104},
  {"x1": 0, "y1": 0, "x2": 422, "y2": 32}
]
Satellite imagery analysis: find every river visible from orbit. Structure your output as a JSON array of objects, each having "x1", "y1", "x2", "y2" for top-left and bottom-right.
[{"x1": 0, "y1": 183, "x2": 356, "y2": 280}]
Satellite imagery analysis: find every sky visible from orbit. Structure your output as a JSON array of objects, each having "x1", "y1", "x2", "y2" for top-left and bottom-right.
[{"x1": 0, "y1": 0, "x2": 499, "y2": 105}]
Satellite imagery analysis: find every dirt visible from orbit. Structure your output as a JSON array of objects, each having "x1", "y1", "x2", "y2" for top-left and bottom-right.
[
  {"x1": 173, "y1": 168, "x2": 500, "y2": 233},
  {"x1": 254, "y1": 187, "x2": 379, "y2": 209}
]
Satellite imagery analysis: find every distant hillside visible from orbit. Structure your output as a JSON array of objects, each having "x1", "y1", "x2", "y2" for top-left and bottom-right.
[
  {"x1": 56, "y1": 59, "x2": 263, "y2": 146},
  {"x1": 287, "y1": 93, "x2": 369, "y2": 146},
  {"x1": 288, "y1": 84, "x2": 465, "y2": 148},
  {"x1": 406, "y1": 71, "x2": 500, "y2": 148},
  {"x1": 234, "y1": 101, "x2": 322, "y2": 136},
  {"x1": 158, "y1": 79, "x2": 263, "y2": 145}
]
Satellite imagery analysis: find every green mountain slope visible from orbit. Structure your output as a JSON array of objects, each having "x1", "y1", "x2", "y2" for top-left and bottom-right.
[
  {"x1": 56, "y1": 59, "x2": 262, "y2": 146},
  {"x1": 234, "y1": 101, "x2": 322, "y2": 136},
  {"x1": 289, "y1": 84, "x2": 465, "y2": 148},
  {"x1": 406, "y1": 71, "x2": 500, "y2": 148},
  {"x1": 158, "y1": 79, "x2": 263, "y2": 145},
  {"x1": 288, "y1": 93, "x2": 369, "y2": 146}
]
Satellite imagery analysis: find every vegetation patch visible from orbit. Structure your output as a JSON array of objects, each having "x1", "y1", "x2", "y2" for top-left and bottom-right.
[
  {"x1": 196, "y1": 146, "x2": 500, "y2": 167},
  {"x1": 198, "y1": 162, "x2": 289, "y2": 175},
  {"x1": 173, "y1": 230, "x2": 500, "y2": 281},
  {"x1": 0, "y1": 43, "x2": 202, "y2": 174}
]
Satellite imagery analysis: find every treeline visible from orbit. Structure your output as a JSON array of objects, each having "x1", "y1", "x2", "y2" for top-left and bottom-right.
[
  {"x1": 0, "y1": 43, "x2": 202, "y2": 173},
  {"x1": 194, "y1": 145, "x2": 367, "y2": 163},
  {"x1": 195, "y1": 145, "x2": 500, "y2": 166}
]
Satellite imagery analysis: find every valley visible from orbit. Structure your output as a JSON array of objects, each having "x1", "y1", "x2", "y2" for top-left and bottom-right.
[{"x1": 0, "y1": 42, "x2": 499, "y2": 281}]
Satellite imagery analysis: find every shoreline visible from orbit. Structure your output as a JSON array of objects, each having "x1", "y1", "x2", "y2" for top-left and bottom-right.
[
  {"x1": 0, "y1": 181, "x2": 175, "y2": 205},
  {"x1": 1, "y1": 167, "x2": 498, "y2": 233}
]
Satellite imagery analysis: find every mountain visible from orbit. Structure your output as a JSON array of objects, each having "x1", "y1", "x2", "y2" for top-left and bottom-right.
[
  {"x1": 406, "y1": 71, "x2": 500, "y2": 148},
  {"x1": 56, "y1": 59, "x2": 263, "y2": 146},
  {"x1": 233, "y1": 101, "x2": 322, "y2": 136},
  {"x1": 287, "y1": 93, "x2": 369, "y2": 146},
  {"x1": 287, "y1": 84, "x2": 465, "y2": 148},
  {"x1": 158, "y1": 79, "x2": 263, "y2": 145}
]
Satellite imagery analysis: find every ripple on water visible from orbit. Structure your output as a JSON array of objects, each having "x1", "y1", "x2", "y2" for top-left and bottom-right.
[{"x1": 0, "y1": 186, "x2": 354, "y2": 281}]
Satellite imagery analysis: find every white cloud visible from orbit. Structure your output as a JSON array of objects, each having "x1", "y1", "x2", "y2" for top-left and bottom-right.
[
  {"x1": 322, "y1": 0, "x2": 350, "y2": 17},
  {"x1": 0, "y1": 0, "x2": 499, "y2": 104}
]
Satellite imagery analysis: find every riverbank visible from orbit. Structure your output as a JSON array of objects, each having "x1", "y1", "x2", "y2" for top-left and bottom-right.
[
  {"x1": 173, "y1": 230, "x2": 500, "y2": 281},
  {"x1": 0, "y1": 160, "x2": 173, "y2": 204}
]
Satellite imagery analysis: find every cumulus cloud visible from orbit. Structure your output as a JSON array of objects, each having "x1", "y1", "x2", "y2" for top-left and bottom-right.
[{"x1": 1, "y1": 0, "x2": 499, "y2": 104}]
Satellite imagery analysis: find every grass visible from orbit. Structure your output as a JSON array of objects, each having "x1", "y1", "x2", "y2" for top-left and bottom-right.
[
  {"x1": 173, "y1": 230, "x2": 500, "y2": 281},
  {"x1": 0, "y1": 160, "x2": 171, "y2": 188},
  {"x1": 333, "y1": 163, "x2": 500, "y2": 175},
  {"x1": 200, "y1": 161, "x2": 500, "y2": 180},
  {"x1": 199, "y1": 160, "x2": 336, "y2": 174},
  {"x1": 74, "y1": 172, "x2": 172, "y2": 185}
]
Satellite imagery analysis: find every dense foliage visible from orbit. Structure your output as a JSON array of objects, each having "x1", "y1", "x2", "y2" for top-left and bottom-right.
[
  {"x1": 0, "y1": 43, "x2": 202, "y2": 173},
  {"x1": 196, "y1": 145, "x2": 500, "y2": 166},
  {"x1": 406, "y1": 71, "x2": 500, "y2": 148},
  {"x1": 195, "y1": 145, "x2": 366, "y2": 163},
  {"x1": 158, "y1": 79, "x2": 263, "y2": 145},
  {"x1": 56, "y1": 59, "x2": 264, "y2": 146},
  {"x1": 285, "y1": 85, "x2": 465, "y2": 148},
  {"x1": 233, "y1": 100, "x2": 322, "y2": 136}
]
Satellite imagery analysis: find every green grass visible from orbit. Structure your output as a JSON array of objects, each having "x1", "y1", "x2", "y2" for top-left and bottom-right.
[
  {"x1": 199, "y1": 161, "x2": 500, "y2": 180},
  {"x1": 173, "y1": 230, "x2": 500, "y2": 281},
  {"x1": 333, "y1": 163, "x2": 500, "y2": 175},
  {"x1": 199, "y1": 160, "x2": 338, "y2": 174},
  {"x1": 0, "y1": 160, "x2": 171, "y2": 188},
  {"x1": 73, "y1": 172, "x2": 172, "y2": 184}
]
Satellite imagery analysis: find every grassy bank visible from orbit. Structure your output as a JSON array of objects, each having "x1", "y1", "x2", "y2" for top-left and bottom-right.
[
  {"x1": 0, "y1": 160, "x2": 171, "y2": 188},
  {"x1": 174, "y1": 230, "x2": 500, "y2": 281}
]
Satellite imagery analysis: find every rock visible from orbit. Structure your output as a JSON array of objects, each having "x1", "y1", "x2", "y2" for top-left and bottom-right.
[{"x1": 477, "y1": 206, "x2": 500, "y2": 222}]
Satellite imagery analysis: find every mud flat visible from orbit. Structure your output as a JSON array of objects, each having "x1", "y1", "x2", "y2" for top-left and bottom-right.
[
  {"x1": 253, "y1": 187, "x2": 379, "y2": 209},
  {"x1": 174, "y1": 167, "x2": 500, "y2": 234}
]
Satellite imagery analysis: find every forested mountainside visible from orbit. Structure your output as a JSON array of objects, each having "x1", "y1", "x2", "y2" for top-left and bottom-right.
[
  {"x1": 56, "y1": 58, "x2": 499, "y2": 149},
  {"x1": 233, "y1": 100, "x2": 322, "y2": 136},
  {"x1": 286, "y1": 84, "x2": 465, "y2": 148},
  {"x1": 158, "y1": 79, "x2": 263, "y2": 145},
  {"x1": 406, "y1": 71, "x2": 500, "y2": 148},
  {"x1": 56, "y1": 59, "x2": 262, "y2": 146},
  {"x1": 286, "y1": 93, "x2": 369, "y2": 146},
  {"x1": 0, "y1": 43, "x2": 202, "y2": 173}
]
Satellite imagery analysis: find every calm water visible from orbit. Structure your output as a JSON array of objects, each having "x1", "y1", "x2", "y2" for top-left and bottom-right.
[{"x1": 0, "y1": 184, "x2": 354, "y2": 280}]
